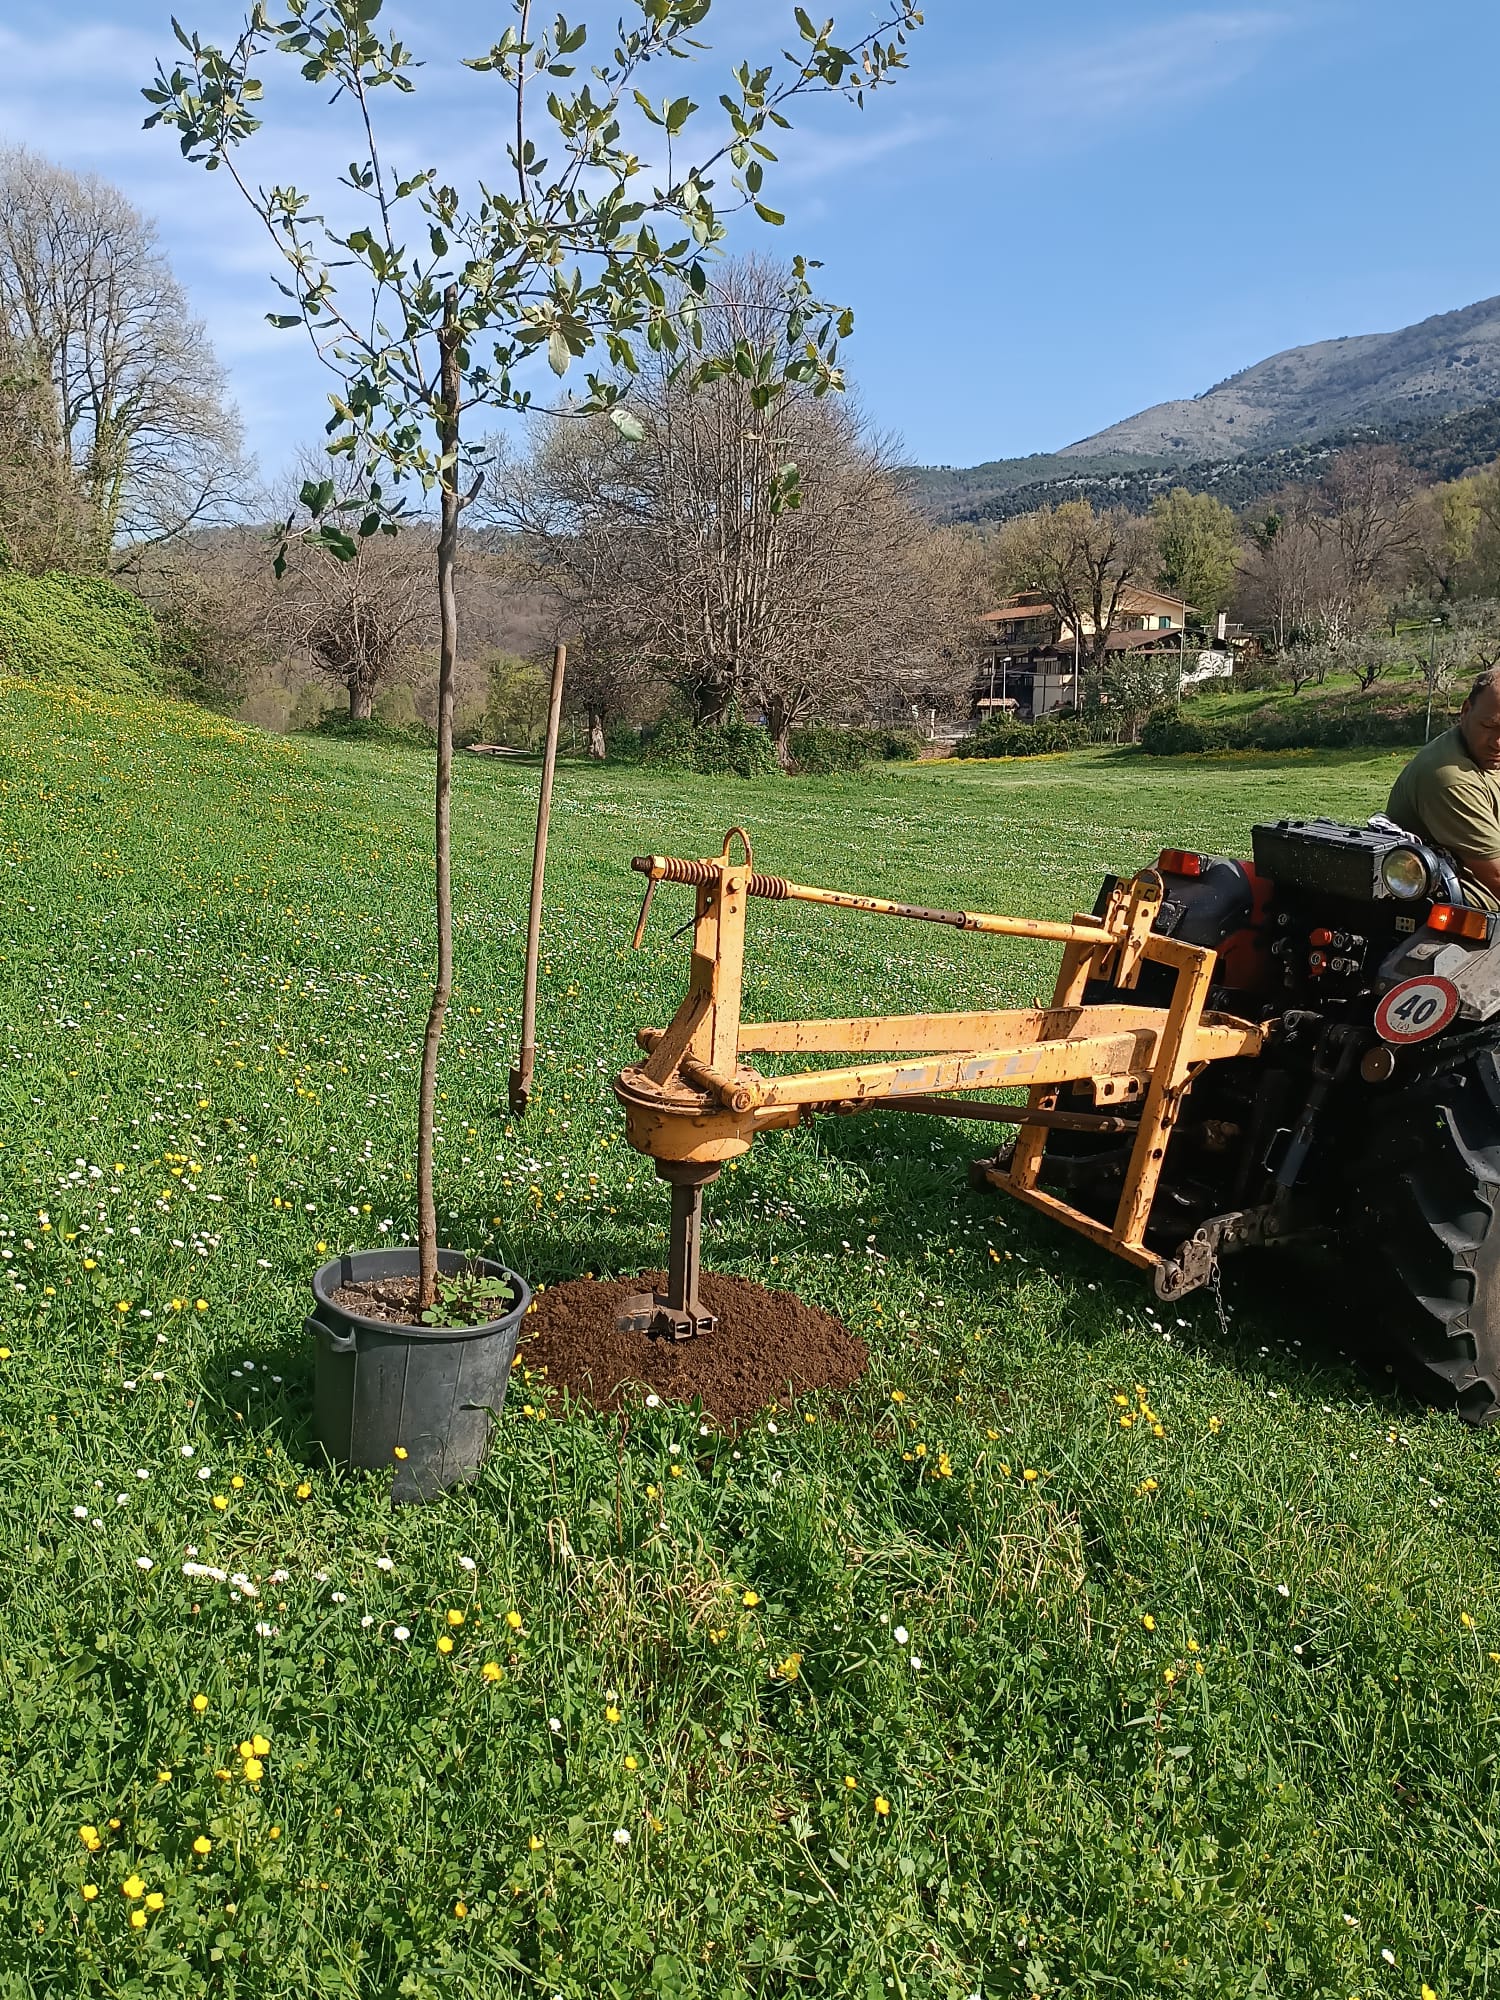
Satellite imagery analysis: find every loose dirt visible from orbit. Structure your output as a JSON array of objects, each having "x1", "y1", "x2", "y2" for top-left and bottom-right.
[{"x1": 517, "y1": 1271, "x2": 868, "y2": 1423}]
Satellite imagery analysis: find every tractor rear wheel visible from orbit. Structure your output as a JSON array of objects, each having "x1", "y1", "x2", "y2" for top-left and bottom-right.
[{"x1": 1337, "y1": 1048, "x2": 1500, "y2": 1425}]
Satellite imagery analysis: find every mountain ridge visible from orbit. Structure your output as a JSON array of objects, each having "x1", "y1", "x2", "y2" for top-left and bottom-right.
[
  {"x1": 1059, "y1": 294, "x2": 1500, "y2": 458},
  {"x1": 909, "y1": 295, "x2": 1500, "y2": 525}
]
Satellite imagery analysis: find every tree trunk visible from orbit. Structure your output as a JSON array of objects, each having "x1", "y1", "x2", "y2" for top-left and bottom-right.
[
  {"x1": 586, "y1": 706, "x2": 606, "y2": 759},
  {"x1": 691, "y1": 670, "x2": 733, "y2": 727},
  {"x1": 765, "y1": 693, "x2": 794, "y2": 771},
  {"x1": 416, "y1": 288, "x2": 462, "y2": 1309},
  {"x1": 349, "y1": 679, "x2": 374, "y2": 721}
]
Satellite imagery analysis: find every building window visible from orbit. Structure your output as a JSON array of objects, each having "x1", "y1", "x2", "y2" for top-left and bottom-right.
[{"x1": 1157, "y1": 615, "x2": 1172, "y2": 629}]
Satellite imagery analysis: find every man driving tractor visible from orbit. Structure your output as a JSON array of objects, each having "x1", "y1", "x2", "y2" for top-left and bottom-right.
[{"x1": 1388, "y1": 666, "x2": 1500, "y2": 910}]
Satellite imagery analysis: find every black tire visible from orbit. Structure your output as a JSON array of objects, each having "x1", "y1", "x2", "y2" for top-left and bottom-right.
[{"x1": 1337, "y1": 1047, "x2": 1500, "y2": 1425}]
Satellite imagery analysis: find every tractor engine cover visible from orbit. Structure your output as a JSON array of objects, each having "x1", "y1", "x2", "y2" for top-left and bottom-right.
[{"x1": 1250, "y1": 817, "x2": 1418, "y2": 903}]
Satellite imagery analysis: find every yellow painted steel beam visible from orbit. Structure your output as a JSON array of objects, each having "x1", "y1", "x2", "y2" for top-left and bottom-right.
[
  {"x1": 977, "y1": 1165, "x2": 1164, "y2": 1275},
  {"x1": 750, "y1": 1028, "x2": 1162, "y2": 1109},
  {"x1": 738, "y1": 1005, "x2": 1264, "y2": 1061}
]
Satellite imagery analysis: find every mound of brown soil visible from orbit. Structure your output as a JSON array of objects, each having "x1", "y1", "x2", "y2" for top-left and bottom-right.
[{"x1": 516, "y1": 1271, "x2": 867, "y2": 1424}]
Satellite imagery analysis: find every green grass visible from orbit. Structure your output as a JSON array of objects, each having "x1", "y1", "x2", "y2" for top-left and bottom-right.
[
  {"x1": 4, "y1": 679, "x2": 1500, "y2": 1998},
  {"x1": 1181, "y1": 665, "x2": 1446, "y2": 727}
]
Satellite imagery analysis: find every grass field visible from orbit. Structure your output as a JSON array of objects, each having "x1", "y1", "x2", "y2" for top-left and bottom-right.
[{"x1": 4, "y1": 679, "x2": 1500, "y2": 1999}]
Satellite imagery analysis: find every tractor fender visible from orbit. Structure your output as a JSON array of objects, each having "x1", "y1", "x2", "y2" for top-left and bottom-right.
[{"x1": 1377, "y1": 926, "x2": 1500, "y2": 1022}]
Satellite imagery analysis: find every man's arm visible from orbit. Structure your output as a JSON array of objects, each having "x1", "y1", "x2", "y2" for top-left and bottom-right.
[{"x1": 1462, "y1": 854, "x2": 1500, "y2": 903}]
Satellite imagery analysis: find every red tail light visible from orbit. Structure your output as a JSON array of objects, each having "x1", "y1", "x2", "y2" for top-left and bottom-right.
[
  {"x1": 1157, "y1": 848, "x2": 1206, "y2": 878},
  {"x1": 1428, "y1": 903, "x2": 1491, "y2": 942}
]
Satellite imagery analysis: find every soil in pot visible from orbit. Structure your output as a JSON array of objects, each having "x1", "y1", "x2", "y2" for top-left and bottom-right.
[
  {"x1": 517, "y1": 1270, "x2": 867, "y2": 1425},
  {"x1": 331, "y1": 1271, "x2": 519, "y2": 1327}
]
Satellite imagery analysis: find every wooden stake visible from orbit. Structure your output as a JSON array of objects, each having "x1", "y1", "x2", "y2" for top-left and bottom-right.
[{"x1": 510, "y1": 641, "x2": 567, "y2": 1115}]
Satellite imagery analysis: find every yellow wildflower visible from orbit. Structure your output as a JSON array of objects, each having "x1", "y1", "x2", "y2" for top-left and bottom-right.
[
  {"x1": 482, "y1": 1661, "x2": 504, "y2": 1683},
  {"x1": 1142, "y1": 1614, "x2": 1156, "y2": 1632},
  {"x1": 81, "y1": 1884, "x2": 98, "y2": 1901},
  {"x1": 393, "y1": 1446, "x2": 408, "y2": 1461},
  {"x1": 193, "y1": 1837, "x2": 212, "y2": 1856},
  {"x1": 191, "y1": 1694, "x2": 208, "y2": 1713},
  {"x1": 242, "y1": 1757, "x2": 264, "y2": 1783},
  {"x1": 742, "y1": 1591, "x2": 760, "y2": 1608},
  {"x1": 437, "y1": 1635, "x2": 454, "y2": 1654},
  {"x1": 122, "y1": 1875, "x2": 145, "y2": 1900},
  {"x1": 144, "y1": 1893, "x2": 164, "y2": 1912},
  {"x1": 873, "y1": 1796, "x2": 890, "y2": 1816},
  {"x1": 129, "y1": 1909, "x2": 147, "y2": 1930}
]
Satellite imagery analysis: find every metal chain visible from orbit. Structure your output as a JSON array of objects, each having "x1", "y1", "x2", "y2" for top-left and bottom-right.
[{"x1": 1208, "y1": 1253, "x2": 1232, "y2": 1343}]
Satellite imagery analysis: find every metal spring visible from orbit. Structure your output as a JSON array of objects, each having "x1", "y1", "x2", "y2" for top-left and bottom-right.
[{"x1": 631, "y1": 855, "x2": 788, "y2": 899}]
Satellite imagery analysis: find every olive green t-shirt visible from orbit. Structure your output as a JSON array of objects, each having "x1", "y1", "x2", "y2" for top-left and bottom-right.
[{"x1": 1387, "y1": 725, "x2": 1500, "y2": 910}]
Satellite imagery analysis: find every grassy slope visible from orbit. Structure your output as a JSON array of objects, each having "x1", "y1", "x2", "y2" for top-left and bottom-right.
[
  {"x1": 1181, "y1": 668, "x2": 1447, "y2": 727},
  {"x1": 3, "y1": 683, "x2": 1499, "y2": 1999}
]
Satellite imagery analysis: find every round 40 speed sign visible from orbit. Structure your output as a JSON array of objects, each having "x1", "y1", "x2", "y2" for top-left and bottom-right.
[{"x1": 1374, "y1": 974, "x2": 1461, "y2": 1045}]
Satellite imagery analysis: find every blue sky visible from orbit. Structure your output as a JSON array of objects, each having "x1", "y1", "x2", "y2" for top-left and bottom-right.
[{"x1": 1, "y1": 0, "x2": 1497, "y2": 483}]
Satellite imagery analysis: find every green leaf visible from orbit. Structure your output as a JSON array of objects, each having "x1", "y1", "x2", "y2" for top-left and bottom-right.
[
  {"x1": 753, "y1": 203, "x2": 784, "y2": 226},
  {"x1": 664, "y1": 96, "x2": 697, "y2": 134},
  {"x1": 547, "y1": 328, "x2": 570, "y2": 377},
  {"x1": 608, "y1": 406, "x2": 645, "y2": 443}
]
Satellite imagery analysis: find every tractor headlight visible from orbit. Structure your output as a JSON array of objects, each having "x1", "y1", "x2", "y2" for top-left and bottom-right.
[{"x1": 1380, "y1": 846, "x2": 1432, "y2": 900}]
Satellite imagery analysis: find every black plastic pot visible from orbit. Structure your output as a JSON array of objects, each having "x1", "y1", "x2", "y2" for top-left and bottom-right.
[{"x1": 308, "y1": 1248, "x2": 531, "y2": 1504}]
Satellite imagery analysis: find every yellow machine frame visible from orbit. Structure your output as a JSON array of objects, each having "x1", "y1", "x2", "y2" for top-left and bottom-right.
[{"x1": 614, "y1": 829, "x2": 1266, "y2": 1332}]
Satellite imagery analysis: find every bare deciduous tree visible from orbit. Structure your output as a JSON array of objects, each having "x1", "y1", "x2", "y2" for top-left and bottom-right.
[
  {"x1": 1318, "y1": 445, "x2": 1417, "y2": 601},
  {"x1": 992, "y1": 500, "x2": 1159, "y2": 677},
  {"x1": 1240, "y1": 447, "x2": 1418, "y2": 661},
  {"x1": 0, "y1": 328, "x2": 98, "y2": 571},
  {"x1": 269, "y1": 458, "x2": 432, "y2": 719},
  {"x1": 0, "y1": 145, "x2": 249, "y2": 561},
  {"x1": 492, "y1": 260, "x2": 980, "y2": 766}
]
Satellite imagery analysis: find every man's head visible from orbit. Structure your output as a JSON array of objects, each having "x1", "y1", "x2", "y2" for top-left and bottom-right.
[{"x1": 1461, "y1": 668, "x2": 1500, "y2": 770}]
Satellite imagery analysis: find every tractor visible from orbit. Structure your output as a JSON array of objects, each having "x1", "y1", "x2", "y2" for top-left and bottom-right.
[{"x1": 614, "y1": 818, "x2": 1500, "y2": 1424}]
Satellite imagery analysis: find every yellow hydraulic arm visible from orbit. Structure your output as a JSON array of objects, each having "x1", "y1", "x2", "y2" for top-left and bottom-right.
[{"x1": 614, "y1": 829, "x2": 1265, "y2": 1338}]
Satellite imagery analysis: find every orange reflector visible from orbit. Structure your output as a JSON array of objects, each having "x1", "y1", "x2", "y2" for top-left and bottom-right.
[
  {"x1": 1429, "y1": 903, "x2": 1490, "y2": 941},
  {"x1": 1157, "y1": 848, "x2": 1206, "y2": 878}
]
